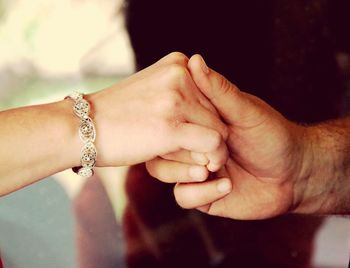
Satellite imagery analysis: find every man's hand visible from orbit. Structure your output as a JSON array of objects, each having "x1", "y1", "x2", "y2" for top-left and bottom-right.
[{"x1": 147, "y1": 55, "x2": 312, "y2": 220}]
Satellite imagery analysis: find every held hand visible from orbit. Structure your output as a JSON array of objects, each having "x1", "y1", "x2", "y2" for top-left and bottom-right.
[
  {"x1": 147, "y1": 55, "x2": 310, "y2": 220},
  {"x1": 86, "y1": 52, "x2": 228, "y2": 176},
  {"x1": 0, "y1": 52, "x2": 229, "y2": 196}
]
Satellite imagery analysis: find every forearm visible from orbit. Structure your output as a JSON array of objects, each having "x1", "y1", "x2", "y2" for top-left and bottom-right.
[
  {"x1": 0, "y1": 99, "x2": 80, "y2": 196},
  {"x1": 296, "y1": 117, "x2": 350, "y2": 214}
]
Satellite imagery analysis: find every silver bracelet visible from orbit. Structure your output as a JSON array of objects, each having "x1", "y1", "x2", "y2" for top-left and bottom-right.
[{"x1": 65, "y1": 92, "x2": 97, "y2": 178}]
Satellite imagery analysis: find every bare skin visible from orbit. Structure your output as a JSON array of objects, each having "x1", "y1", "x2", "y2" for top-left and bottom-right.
[
  {"x1": 147, "y1": 55, "x2": 350, "y2": 219},
  {"x1": 0, "y1": 52, "x2": 229, "y2": 196}
]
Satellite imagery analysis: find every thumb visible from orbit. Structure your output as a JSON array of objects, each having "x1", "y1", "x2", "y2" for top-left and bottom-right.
[{"x1": 188, "y1": 54, "x2": 251, "y2": 125}]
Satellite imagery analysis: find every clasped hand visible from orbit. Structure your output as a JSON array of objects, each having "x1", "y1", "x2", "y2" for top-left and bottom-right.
[{"x1": 90, "y1": 52, "x2": 311, "y2": 220}]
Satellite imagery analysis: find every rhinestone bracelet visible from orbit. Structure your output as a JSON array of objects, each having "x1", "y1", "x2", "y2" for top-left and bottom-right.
[{"x1": 65, "y1": 92, "x2": 97, "y2": 178}]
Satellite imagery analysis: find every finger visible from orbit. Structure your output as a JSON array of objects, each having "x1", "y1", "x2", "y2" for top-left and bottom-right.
[
  {"x1": 175, "y1": 123, "x2": 222, "y2": 153},
  {"x1": 196, "y1": 204, "x2": 211, "y2": 213},
  {"x1": 195, "y1": 200, "x2": 228, "y2": 217},
  {"x1": 162, "y1": 150, "x2": 208, "y2": 165},
  {"x1": 205, "y1": 139, "x2": 229, "y2": 172},
  {"x1": 155, "y1": 52, "x2": 189, "y2": 67},
  {"x1": 146, "y1": 157, "x2": 209, "y2": 183},
  {"x1": 135, "y1": 53, "x2": 228, "y2": 140},
  {"x1": 122, "y1": 52, "x2": 190, "y2": 85},
  {"x1": 174, "y1": 178, "x2": 232, "y2": 209},
  {"x1": 197, "y1": 94, "x2": 221, "y2": 117},
  {"x1": 175, "y1": 123, "x2": 228, "y2": 172},
  {"x1": 175, "y1": 64, "x2": 220, "y2": 116},
  {"x1": 188, "y1": 54, "x2": 249, "y2": 125},
  {"x1": 172, "y1": 66, "x2": 227, "y2": 140},
  {"x1": 185, "y1": 102, "x2": 228, "y2": 141},
  {"x1": 191, "y1": 152, "x2": 209, "y2": 166}
]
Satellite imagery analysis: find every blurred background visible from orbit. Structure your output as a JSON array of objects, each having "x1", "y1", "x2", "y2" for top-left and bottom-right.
[
  {"x1": 0, "y1": 1, "x2": 349, "y2": 268},
  {"x1": 0, "y1": 0, "x2": 132, "y2": 267}
]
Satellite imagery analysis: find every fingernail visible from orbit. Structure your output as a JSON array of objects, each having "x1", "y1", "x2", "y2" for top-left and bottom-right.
[
  {"x1": 207, "y1": 162, "x2": 220, "y2": 172},
  {"x1": 189, "y1": 166, "x2": 207, "y2": 181},
  {"x1": 199, "y1": 55, "x2": 210, "y2": 74},
  {"x1": 217, "y1": 179, "x2": 232, "y2": 193},
  {"x1": 190, "y1": 152, "x2": 209, "y2": 165}
]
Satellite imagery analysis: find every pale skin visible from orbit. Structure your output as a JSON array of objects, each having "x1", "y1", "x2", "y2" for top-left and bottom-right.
[
  {"x1": 147, "y1": 54, "x2": 350, "y2": 219},
  {"x1": 0, "y1": 52, "x2": 230, "y2": 196}
]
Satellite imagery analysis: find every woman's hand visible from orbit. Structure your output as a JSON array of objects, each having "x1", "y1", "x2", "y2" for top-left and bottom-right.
[
  {"x1": 87, "y1": 52, "x2": 229, "y2": 177},
  {"x1": 0, "y1": 52, "x2": 229, "y2": 196}
]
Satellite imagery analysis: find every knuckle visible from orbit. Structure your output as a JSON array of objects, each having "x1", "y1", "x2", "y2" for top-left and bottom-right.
[
  {"x1": 145, "y1": 161, "x2": 158, "y2": 178},
  {"x1": 218, "y1": 75, "x2": 232, "y2": 97},
  {"x1": 157, "y1": 64, "x2": 188, "y2": 100},
  {"x1": 159, "y1": 121, "x2": 176, "y2": 140},
  {"x1": 213, "y1": 75, "x2": 240, "y2": 103},
  {"x1": 208, "y1": 131, "x2": 222, "y2": 152},
  {"x1": 222, "y1": 125, "x2": 230, "y2": 141},
  {"x1": 166, "y1": 52, "x2": 189, "y2": 65},
  {"x1": 156, "y1": 90, "x2": 183, "y2": 116},
  {"x1": 165, "y1": 63, "x2": 189, "y2": 83},
  {"x1": 218, "y1": 146, "x2": 229, "y2": 165},
  {"x1": 212, "y1": 156, "x2": 227, "y2": 169}
]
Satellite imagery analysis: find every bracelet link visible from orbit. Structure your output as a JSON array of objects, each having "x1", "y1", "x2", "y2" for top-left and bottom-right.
[
  {"x1": 73, "y1": 98, "x2": 90, "y2": 118},
  {"x1": 79, "y1": 118, "x2": 96, "y2": 142},
  {"x1": 66, "y1": 92, "x2": 97, "y2": 178}
]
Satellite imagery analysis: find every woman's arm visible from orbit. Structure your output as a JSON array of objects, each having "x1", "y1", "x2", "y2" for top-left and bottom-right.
[
  {"x1": 0, "y1": 52, "x2": 229, "y2": 196},
  {"x1": 0, "y1": 100, "x2": 80, "y2": 195}
]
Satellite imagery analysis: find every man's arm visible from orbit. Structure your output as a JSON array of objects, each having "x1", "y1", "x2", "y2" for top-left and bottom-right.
[
  {"x1": 147, "y1": 54, "x2": 350, "y2": 219},
  {"x1": 295, "y1": 118, "x2": 350, "y2": 215}
]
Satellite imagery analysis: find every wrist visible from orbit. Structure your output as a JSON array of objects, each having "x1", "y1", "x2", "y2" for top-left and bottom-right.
[
  {"x1": 84, "y1": 89, "x2": 123, "y2": 167},
  {"x1": 64, "y1": 92, "x2": 98, "y2": 177},
  {"x1": 287, "y1": 124, "x2": 314, "y2": 214},
  {"x1": 292, "y1": 123, "x2": 343, "y2": 214},
  {"x1": 84, "y1": 91, "x2": 107, "y2": 166},
  {"x1": 54, "y1": 99, "x2": 82, "y2": 169}
]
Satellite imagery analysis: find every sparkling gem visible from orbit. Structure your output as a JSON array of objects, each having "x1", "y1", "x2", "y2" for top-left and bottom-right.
[{"x1": 78, "y1": 167, "x2": 93, "y2": 178}]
